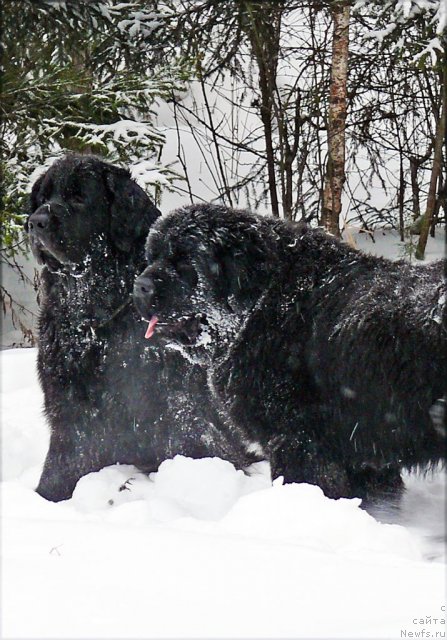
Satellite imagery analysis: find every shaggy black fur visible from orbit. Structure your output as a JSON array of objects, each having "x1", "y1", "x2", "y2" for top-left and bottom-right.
[
  {"x1": 26, "y1": 157, "x2": 250, "y2": 502},
  {"x1": 134, "y1": 204, "x2": 447, "y2": 499}
]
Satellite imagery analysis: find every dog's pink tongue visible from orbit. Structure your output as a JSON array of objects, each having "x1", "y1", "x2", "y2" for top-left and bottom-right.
[{"x1": 144, "y1": 316, "x2": 159, "y2": 339}]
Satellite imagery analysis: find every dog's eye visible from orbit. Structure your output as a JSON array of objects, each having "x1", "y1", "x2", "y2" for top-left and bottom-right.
[{"x1": 175, "y1": 261, "x2": 198, "y2": 287}]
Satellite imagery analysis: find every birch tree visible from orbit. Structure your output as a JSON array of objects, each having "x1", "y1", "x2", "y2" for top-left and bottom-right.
[
  {"x1": 322, "y1": 0, "x2": 351, "y2": 237},
  {"x1": 162, "y1": 0, "x2": 333, "y2": 220}
]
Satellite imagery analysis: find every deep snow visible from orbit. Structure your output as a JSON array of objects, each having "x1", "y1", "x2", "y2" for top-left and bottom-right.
[{"x1": 1, "y1": 341, "x2": 445, "y2": 639}]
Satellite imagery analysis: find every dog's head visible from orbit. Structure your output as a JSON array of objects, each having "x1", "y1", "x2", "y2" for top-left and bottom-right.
[
  {"x1": 25, "y1": 154, "x2": 160, "y2": 272},
  {"x1": 133, "y1": 204, "x2": 282, "y2": 350}
]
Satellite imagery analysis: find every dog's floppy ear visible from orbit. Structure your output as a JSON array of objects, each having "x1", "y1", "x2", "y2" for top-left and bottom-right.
[
  {"x1": 24, "y1": 173, "x2": 46, "y2": 232},
  {"x1": 104, "y1": 166, "x2": 161, "y2": 253}
]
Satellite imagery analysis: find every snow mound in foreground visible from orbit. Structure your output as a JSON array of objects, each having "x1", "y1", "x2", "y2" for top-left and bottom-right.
[
  {"x1": 72, "y1": 456, "x2": 271, "y2": 520},
  {"x1": 71, "y1": 455, "x2": 421, "y2": 561}
]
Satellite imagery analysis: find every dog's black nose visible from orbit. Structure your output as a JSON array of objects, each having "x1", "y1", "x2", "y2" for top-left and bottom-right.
[
  {"x1": 133, "y1": 275, "x2": 154, "y2": 300},
  {"x1": 133, "y1": 274, "x2": 155, "y2": 319},
  {"x1": 28, "y1": 211, "x2": 49, "y2": 231}
]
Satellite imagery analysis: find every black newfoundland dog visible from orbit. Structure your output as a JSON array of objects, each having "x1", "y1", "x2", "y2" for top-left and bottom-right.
[
  {"x1": 26, "y1": 156, "x2": 250, "y2": 502},
  {"x1": 134, "y1": 204, "x2": 446, "y2": 499}
]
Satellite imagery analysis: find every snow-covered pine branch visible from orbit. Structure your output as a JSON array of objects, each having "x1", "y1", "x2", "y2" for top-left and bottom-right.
[{"x1": 355, "y1": 0, "x2": 446, "y2": 65}]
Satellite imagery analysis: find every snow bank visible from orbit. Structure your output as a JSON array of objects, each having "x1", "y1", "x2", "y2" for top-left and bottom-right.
[
  {"x1": 66, "y1": 457, "x2": 420, "y2": 562},
  {"x1": 71, "y1": 456, "x2": 270, "y2": 520},
  {"x1": 344, "y1": 226, "x2": 446, "y2": 263},
  {"x1": 1, "y1": 348, "x2": 445, "y2": 639},
  {"x1": 1, "y1": 348, "x2": 48, "y2": 482}
]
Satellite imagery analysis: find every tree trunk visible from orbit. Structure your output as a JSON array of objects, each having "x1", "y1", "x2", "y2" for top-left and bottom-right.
[
  {"x1": 258, "y1": 60, "x2": 280, "y2": 218},
  {"x1": 431, "y1": 170, "x2": 445, "y2": 236},
  {"x1": 322, "y1": 1, "x2": 350, "y2": 237},
  {"x1": 242, "y1": 1, "x2": 282, "y2": 217},
  {"x1": 409, "y1": 156, "x2": 421, "y2": 220},
  {"x1": 398, "y1": 151, "x2": 405, "y2": 242},
  {"x1": 415, "y1": 63, "x2": 446, "y2": 260}
]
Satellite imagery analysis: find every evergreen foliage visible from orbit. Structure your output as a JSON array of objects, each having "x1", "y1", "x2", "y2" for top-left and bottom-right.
[
  {"x1": 1, "y1": 0, "x2": 188, "y2": 253},
  {"x1": 1, "y1": 0, "x2": 445, "y2": 341}
]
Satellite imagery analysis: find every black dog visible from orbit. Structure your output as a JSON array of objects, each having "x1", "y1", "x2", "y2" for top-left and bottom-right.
[
  {"x1": 26, "y1": 157, "x2": 250, "y2": 501},
  {"x1": 134, "y1": 204, "x2": 446, "y2": 499}
]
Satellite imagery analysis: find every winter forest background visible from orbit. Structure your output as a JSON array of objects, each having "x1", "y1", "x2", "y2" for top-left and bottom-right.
[
  {"x1": 1, "y1": 3, "x2": 446, "y2": 638},
  {"x1": 1, "y1": 0, "x2": 446, "y2": 346}
]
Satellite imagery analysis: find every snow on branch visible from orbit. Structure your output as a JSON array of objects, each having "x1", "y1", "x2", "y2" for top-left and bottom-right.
[
  {"x1": 355, "y1": 0, "x2": 446, "y2": 65},
  {"x1": 41, "y1": 118, "x2": 165, "y2": 148}
]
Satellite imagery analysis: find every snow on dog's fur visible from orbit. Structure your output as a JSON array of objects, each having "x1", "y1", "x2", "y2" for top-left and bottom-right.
[
  {"x1": 26, "y1": 158, "x2": 251, "y2": 501},
  {"x1": 134, "y1": 204, "x2": 446, "y2": 499}
]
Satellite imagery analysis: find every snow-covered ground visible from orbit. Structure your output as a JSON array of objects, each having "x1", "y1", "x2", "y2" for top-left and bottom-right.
[
  {"x1": 2, "y1": 230, "x2": 446, "y2": 639},
  {"x1": 347, "y1": 226, "x2": 446, "y2": 264},
  {"x1": 1, "y1": 347, "x2": 446, "y2": 640}
]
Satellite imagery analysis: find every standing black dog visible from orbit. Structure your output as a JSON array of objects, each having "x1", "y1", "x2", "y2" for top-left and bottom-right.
[
  {"x1": 134, "y1": 204, "x2": 446, "y2": 499},
  {"x1": 26, "y1": 156, "x2": 250, "y2": 502}
]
